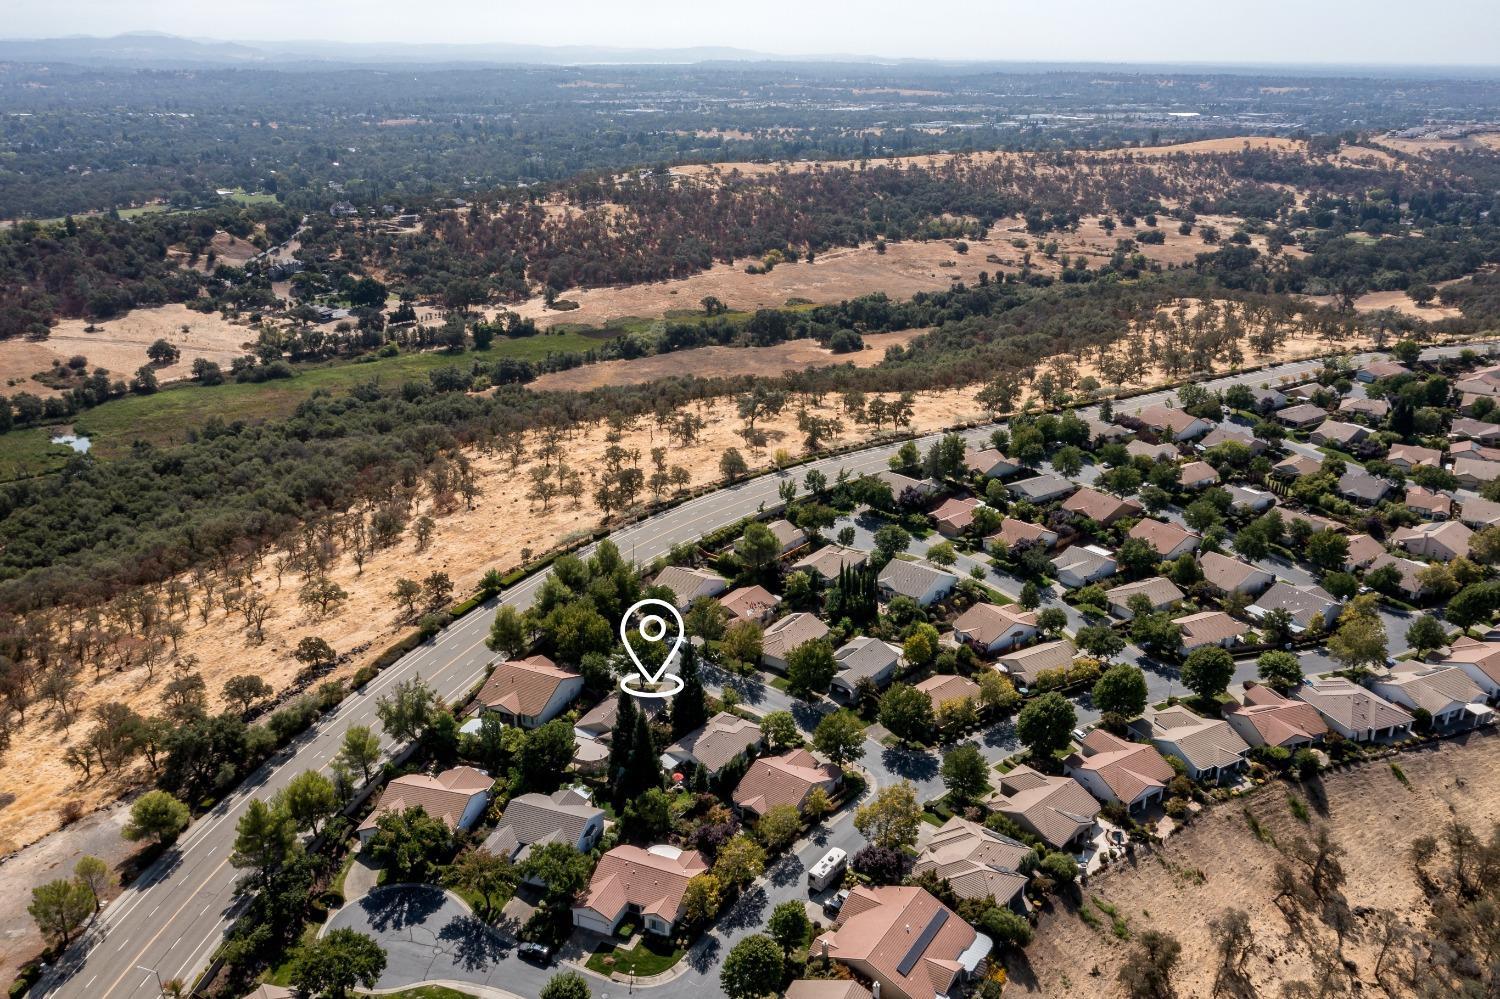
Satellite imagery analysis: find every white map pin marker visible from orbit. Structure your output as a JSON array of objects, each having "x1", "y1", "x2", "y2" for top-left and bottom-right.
[{"x1": 619, "y1": 598, "x2": 686, "y2": 699}]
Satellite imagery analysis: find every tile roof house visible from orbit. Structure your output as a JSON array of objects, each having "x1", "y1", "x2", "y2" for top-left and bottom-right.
[
  {"x1": 1128, "y1": 518, "x2": 1201, "y2": 560},
  {"x1": 966, "y1": 447, "x2": 1021, "y2": 479},
  {"x1": 987, "y1": 766, "x2": 1100, "y2": 849},
  {"x1": 991, "y1": 517, "x2": 1059, "y2": 550},
  {"x1": 1272, "y1": 454, "x2": 1323, "y2": 479},
  {"x1": 996, "y1": 639, "x2": 1075, "y2": 687},
  {"x1": 1276, "y1": 403, "x2": 1330, "y2": 429},
  {"x1": 1451, "y1": 417, "x2": 1500, "y2": 444},
  {"x1": 1344, "y1": 534, "x2": 1387, "y2": 570},
  {"x1": 662, "y1": 712, "x2": 763, "y2": 775},
  {"x1": 1403, "y1": 486, "x2": 1453, "y2": 521},
  {"x1": 1247, "y1": 386, "x2": 1289, "y2": 412},
  {"x1": 1175, "y1": 610, "x2": 1251, "y2": 651},
  {"x1": 951, "y1": 602, "x2": 1040, "y2": 654},
  {"x1": 1366, "y1": 552, "x2": 1429, "y2": 600},
  {"x1": 574, "y1": 694, "x2": 665, "y2": 741},
  {"x1": 1131, "y1": 706, "x2": 1250, "y2": 782},
  {"x1": 1104, "y1": 576, "x2": 1186, "y2": 620},
  {"x1": 653, "y1": 566, "x2": 730, "y2": 610},
  {"x1": 1064, "y1": 729, "x2": 1175, "y2": 813},
  {"x1": 358, "y1": 766, "x2": 492, "y2": 844},
  {"x1": 762, "y1": 612, "x2": 832, "y2": 672},
  {"x1": 1179, "y1": 460, "x2": 1220, "y2": 489},
  {"x1": 1337, "y1": 467, "x2": 1394, "y2": 505},
  {"x1": 477, "y1": 656, "x2": 585, "y2": 728},
  {"x1": 1440, "y1": 636, "x2": 1500, "y2": 699},
  {"x1": 733, "y1": 748, "x2": 842, "y2": 818},
  {"x1": 1280, "y1": 509, "x2": 1346, "y2": 536},
  {"x1": 913, "y1": 817, "x2": 1030, "y2": 912},
  {"x1": 876, "y1": 470, "x2": 942, "y2": 500},
  {"x1": 877, "y1": 559, "x2": 959, "y2": 607},
  {"x1": 1311, "y1": 419, "x2": 1370, "y2": 449},
  {"x1": 785, "y1": 982, "x2": 874, "y2": 999},
  {"x1": 793, "y1": 544, "x2": 869, "y2": 580},
  {"x1": 482, "y1": 787, "x2": 605, "y2": 863},
  {"x1": 1223, "y1": 684, "x2": 1328, "y2": 749},
  {"x1": 1250, "y1": 582, "x2": 1342, "y2": 632},
  {"x1": 931, "y1": 496, "x2": 981, "y2": 537},
  {"x1": 573, "y1": 844, "x2": 709, "y2": 936},
  {"x1": 1386, "y1": 444, "x2": 1443, "y2": 471},
  {"x1": 831, "y1": 636, "x2": 904, "y2": 703},
  {"x1": 1338, "y1": 397, "x2": 1390, "y2": 422},
  {"x1": 766, "y1": 518, "x2": 810, "y2": 555},
  {"x1": 1127, "y1": 440, "x2": 1180, "y2": 463},
  {"x1": 1392, "y1": 520, "x2": 1472, "y2": 561},
  {"x1": 1453, "y1": 364, "x2": 1500, "y2": 399},
  {"x1": 1357, "y1": 359, "x2": 1410, "y2": 382},
  {"x1": 813, "y1": 886, "x2": 991, "y2": 999},
  {"x1": 1200, "y1": 424, "x2": 1267, "y2": 455},
  {"x1": 1450, "y1": 439, "x2": 1500, "y2": 461},
  {"x1": 1453, "y1": 457, "x2": 1500, "y2": 490},
  {"x1": 1050, "y1": 544, "x2": 1118, "y2": 589},
  {"x1": 915, "y1": 673, "x2": 981, "y2": 711},
  {"x1": 1226, "y1": 484, "x2": 1278, "y2": 515},
  {"x1": 1132, "y1": 404, "x2": 1214, "y2": 441},
  {"x1": 718, "y1": 585, "x2": 780, "y2": 624},
  {"x1": 1293, "y1": 677, "x2": 1414, "y2": 742},
  {"x1": 1372, "y1": 665, "x2": 1494, "y2": 731},
  {"x1": 1007, "y1": 473, "x2": 1079, "y2": 504},
  {"x1": 1459, "y1": 496, "x2": 1500, "y2": 530},
  {"x1": 1062, "y1": 487, "x2": 1144, "y2": 525}
]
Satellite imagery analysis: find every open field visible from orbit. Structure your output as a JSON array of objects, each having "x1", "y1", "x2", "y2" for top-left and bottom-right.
[
  {"x1": 1009, "y1": 729, "x2": 1500, "y2": 999},
  {"x1": 1375, "y1": 130, "x2": 1500, "y2": 155}
]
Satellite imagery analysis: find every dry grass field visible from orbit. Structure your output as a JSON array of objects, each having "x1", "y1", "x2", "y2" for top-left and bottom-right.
[{"x1": 1008, "y1": 729, "x2": 1500, "y2": 999}]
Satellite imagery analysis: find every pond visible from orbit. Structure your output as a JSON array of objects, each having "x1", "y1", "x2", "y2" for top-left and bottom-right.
[{"x1": 50, "y1": 433, "x2": 91, "y2": 453}]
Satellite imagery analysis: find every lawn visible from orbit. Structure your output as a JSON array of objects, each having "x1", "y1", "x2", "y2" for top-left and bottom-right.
[
  {"x1": 584, "y1": 935, "x2": 686, "y2": 977},
  {"x1": 358, "y1": 988, "x2": 478, "y2": 999}
]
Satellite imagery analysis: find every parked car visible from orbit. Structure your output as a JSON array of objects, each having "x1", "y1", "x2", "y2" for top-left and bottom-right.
[
  {"x1": 518, "y1": 941, "x2": 553, "y2": 964},
  {"x1": 823, "y1": 888, "x2": 850, "y2": 918}
]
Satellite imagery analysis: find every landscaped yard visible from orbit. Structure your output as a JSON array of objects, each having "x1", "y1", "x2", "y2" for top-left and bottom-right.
[
  {"x1": 356, "y1": 987, "x2": 478, "y2": 999},
  {"x1": 584, "y1": 934, "x2": 687, "y2": 977}
]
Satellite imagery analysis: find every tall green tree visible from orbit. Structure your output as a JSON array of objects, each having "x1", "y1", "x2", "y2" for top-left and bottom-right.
[
  {"x1": 28, "y1": 878, "x2": 95, "y2": 947},
  {"x1": 290, "y1": 928, "x2": 387, "y2": 999},
  {"x1": 231, "y1": 798, "x2": 299, "y2": 891},
  {"x1": 671, "y1": 644, "x2": 709, "y2": 738},
  {"x1": 720, "y1": 934, "x2": 784, "y2": 999},
  {"x1": 1016, "y1": 692, "x2": 1076, "y2": 760},
  {"x1": 123, "y1": 790, "x2": 190, "y2": 845}
]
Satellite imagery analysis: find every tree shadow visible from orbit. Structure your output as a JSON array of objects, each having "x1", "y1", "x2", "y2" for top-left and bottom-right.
[
  {"x1": 719, "y1": 884, "x2": 770, "y2": 931},
  {"x1": 362, "y1": 885, "x2": 447, "y2": 933},
  {"x1": 437, "y1": 913, "x2": 509, "y2": 971},
  {"x1": 687, "y1": 933, "x2": 722, "y2": 973},
  {"x1": 767, "y1": 853, "x2": 806, "y2": 888},
  {"x1": 881, "y1": 745, "x2": 939, "y2": 784}
]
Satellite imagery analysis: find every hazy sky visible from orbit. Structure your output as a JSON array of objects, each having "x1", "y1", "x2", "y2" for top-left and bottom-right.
[{"x1": 11, "y1": 0, "x2": 1500, "y2": 65}]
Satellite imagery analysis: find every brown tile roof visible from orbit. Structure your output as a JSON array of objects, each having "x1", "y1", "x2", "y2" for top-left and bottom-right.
[
  {"x1": 1128, "y1": 518, "x2": 1199, "y2": 557},
  {"x1": 1387, "y1": 444, "x2": 1442, "y2": 469},
  {"x1": 990, "y1": 765, "x2": 1100, "y2": 848},
  {"x1": 1392, "y1": 521, "x2": 1473, "y2": 559},
  {"x1": 1276, "y1": 403, "x2": 1329, "y2": 426},
  {"x1": 792, "y1": 544, "x2": 868, "y2": 579},
  {"x1": 718, "y1": 585, "x2": 779, "y2": 622},
  {"x1": 1272, "y1": 454, "x2": 1322, "y2": 478},
  {"x1": 574, "y1": 693, "x2": 664, "y2": 738},
  {"x1": 763, "y1": 612, "x2": 831, "y2": 662},
  {"x1": 913, "y1": 817, "x2": 1030, "y2": 906},
  {"x1": 1459, "y1": 496, "x2": 1500, "y2": 528},
  {"x1": 1225, "y1": 684, "x2": 1328, "y2": 746},
  {"x1": 1062, "y1": 487, "x2": 1143, "y2": 524},
  {"x1": 1199, "y1": 551, "x2": 1267, "y2": 593},
  {"x1": 359, "y1": 766, "x2": 491, "y2": 833},
  {"x1": 932, "y1": 496, "x2": 981, "y2": 533},
  {"x1": 1067, "y1": 730, "x2": 1175, "y2": 804},
  {"x1": 1441, "y1": 637, "x2": 1500, "y2": 685},
  {"x1": 915, "y1": 673, "x2": 981, "y2": 708},
  {"x1": 1295, "y1": 677, "x2": 1413, "y2": 734},
  {"x1": 784, "y1": 982, "x2": 874, "y2": 999},
  {"x1": 1344, "y1": 534, "x2": 1387, "y2": 569},
  {"x1": 577, "y1": 845, "x2": 708, "y2": 924},
  {"x1": 1403, "y1": 486, "x2": 1452, "y2": 518},
  {"x1": 1175, "y1": 610, "x2": 1249, "y2": 649},
  {"x1": 992, "y1": 517, "x2": 1058, "y2": 549},
  {"x1": 1143, "y1": 707, "x2": 1251, "y2": 772},
  {"x1": 1179, "y1": 460, "x2": 1220, "y2": 485},
  {"x1": 951, "y1": 602, "x2": 1038, "y2": 648},
  {"x1": 1378, "y1": 664, "x2": 1485, "y2": 715},
  {"x1": 476, "y1": 655, "x2": 581, "y2": 719},
  {"x1": 732, "y1": 748, "x2": 841, "y2": 815},
  {"x1": 814, "y1": 886, "x2": 981, "y2": 999},
  {"x1": 665, "y1": 712, "x2": 762, "y2": 773},
  {"x1": 1105, "y1": 576, "x2": 1186, "y2": 610},
  {"x1": 1135, "y1": 404, "x2": 1205, "y2": 436},
  {"x1": 766, "y1": 518, "x2": 809, "y2": 552}
]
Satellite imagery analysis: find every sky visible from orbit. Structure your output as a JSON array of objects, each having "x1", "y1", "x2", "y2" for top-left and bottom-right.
[{"x1": 8, "y1": 0, "x2": 1500, "y2": 66}]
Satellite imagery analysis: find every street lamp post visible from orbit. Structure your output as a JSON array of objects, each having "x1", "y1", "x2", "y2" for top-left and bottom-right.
[{"x1": 135, "y1": 964, "x2": 165, "y2": 998}]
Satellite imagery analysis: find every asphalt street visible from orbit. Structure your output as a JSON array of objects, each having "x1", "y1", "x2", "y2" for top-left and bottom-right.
[{"x1": 31, "y1": 341, "x2": 1492, "y2": 999}]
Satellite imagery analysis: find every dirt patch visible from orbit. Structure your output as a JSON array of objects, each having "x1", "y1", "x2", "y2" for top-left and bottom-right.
[
  {"x1": 0, "y1": 305, "x2": 253, "y2": 396},
  {"x1": 1299, "y1": 286, "x2": 1466, "y2": 321},
  {"x1": 168, "y1": 230, "x2": 259, "y2": 274},
  {"x1": 528, "y1": 330, "x2": 925, "y2": 391},
  {"x1": 1010, "y1": 730, "x2": 1500, "y2": 999}
]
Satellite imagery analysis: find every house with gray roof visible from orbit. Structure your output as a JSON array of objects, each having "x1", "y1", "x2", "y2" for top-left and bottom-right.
[
  {"x1": 1050, "y1": 544, "x2": 1117, "y2": 589},
  {"x1": 761, "y1": 612, "x2": 831, "y2": 672},
  {"x1": 663, "y1": 712, "x2": 763, "y2": 775},
  {"x1": 1249, "y1": 582, "x2": 1341, "y2": 632},
  {"x1": 653, "y1": 565, "x2": 729, "y2": 610},
  {"x1": 792, "y1": 544, "x2": 868, "y2": 581},
  {"x1": 1007, "y1": 473, "x2": 1078, "y2": 504},
  {"x1": 1371, "y1": 665, "x2": 1494, "y2": 732},
  {"x1": 1337, "y1": 467, "x2": 1394, "y2": 505},
  {"x1": 1104, "y1": 576, "x2": 1186, "y2": 620},
  {"x1": 1129, "y1": 705, "x2": 1250, "y2": 783},
  {"x1": 483, "y1": 788, "x2": 605, "y2": 863},
  {"x1": 1311, "y1": 419, "x2": 1370, "y2": 449},
  {"x1": 1293, "y1": 677, "x2": 1413, "y2": 742},
  {"x1": 1276, "y1": 403, "x2": 1328, "y2": 429},
  {"x1": 830, "y1": 637, "x2": 904, "y2": 703},
  {"x1": 877, "y1": 559, "x2": 959, "y2": 606}
]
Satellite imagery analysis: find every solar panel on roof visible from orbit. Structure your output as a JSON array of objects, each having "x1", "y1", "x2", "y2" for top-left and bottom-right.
[{"x1": 896, "y1": 909, "x2": 948, "y2": 977}]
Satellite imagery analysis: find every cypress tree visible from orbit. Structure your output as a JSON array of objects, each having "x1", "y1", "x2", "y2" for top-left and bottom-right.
[
  {"x1": 623, "y1": 707, "x2": 664, "y2": 801},
  {"x1": 608, "y1": 693, "x2": 638, "y2": 801},
  {"x1": 671, "y1": 645, "x2": 708, "y2": 738}
]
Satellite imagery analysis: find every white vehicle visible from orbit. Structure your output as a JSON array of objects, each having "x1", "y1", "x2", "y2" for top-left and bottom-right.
[{"x1": 807, "y1": 848, "x2": 848, "y2": 892}]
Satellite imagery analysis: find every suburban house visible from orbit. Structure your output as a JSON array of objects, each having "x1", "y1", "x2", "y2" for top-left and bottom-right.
[
  {"x1": 1128, "y1": 518, "x2": 1200, "y2": 560},
  {"x1": 1084, "y1": 415, "x2": 1130, "y2": 443},
  {"x1": 1403, "y1": 486, "x2": 1453, "y2": 521},
  {"x1": 1272, "y1": 454, "x2": 1322, "y2": 479},
  {"x1": 761, "y1": 612, "x2": 831, "y2": 672},
  {"x1": 357, "y1": 766, "x2": 492, "y2": 845},
  {"x1": 812, "y1": 886, "x2": 991, "y2": 999},
  {"x1": 913, "y1": 817, "x2": 1030, "y2": 913},
  {"x1": 1127, "y1": 440, "x2": 1179, "y2": 463},
  {"x1": 987, "y1": 766, "x2": 1100, "y2": 850},
  {"x1": 1370, "y1": 665, "x2": 1494, "y2": 731},
  {"x1": 1064, "y1": 729, "x2": 1175, "y2": 813},
  {"x1": 992, "y1": 517, "x2": 1059, "y2": 550},
  {"x1": 1007, "y1": 473, "x2": 1078, "y2": 504},
  {"x1": 1337, "y1": 467, "x2": 1394, "y2": 505},
  {"x1": 1051, "y1": 544, "x2": 1118, "y2": 589},
  {"x1": 662, "y1": 712, "x2": 763, "y2": 775},
  {"x1": 1366, "y1": 553, "x2": 1429, "y2": 601},
  {"x1": 877, "y1": 559, "x2": 959, "y2": 606},
  {"x1": 931, "y1": 496, "x2": 981, "y2": 537},
  {"x1": 718, "y1": 585, "x2": 780, "y2": 624},
  {"x1": 1293, "y1": 677, "x2": 1414, "y2": 742},
  {"x1": 1344, "y1": 534, "x2": 1387, "y2": 570},
  {"x1": 1131, "y1": 706, "x2": 1250, "y2": 783},
  {"x1": 966, "y1": 447, "x2": 1021, "y2": 479},
  {"x1": 1386, "y1": 444, "x2": 1443, "y2": 471},
  {"x1": 574, "y1": 695, "x2": 665, "y2": 742},
  {"x1": 1226, "y1": 484, "x2": 1278, "y2": 515},
  {"x1": 1132, "y1": 404, "x2": 1214, "y2": 441},
  {"x1": 1452, "y1": 417, "x2": 1500, "y2": 443},
  {"x1": 876, "y1": 470, "x2": 941, "y2": 500},
  {"x1": 1440, "y1": 637, "x2": 1500, "y2": 699},
  {"x1": 1280, "y1": 509, "x2": 1346, "y2": 536},
  {"x1": 483, "y1": 787, "x2": 605, "y2": 863},
  {"x1": 785, "y1": 982, "x2": 873, "y2": 999},
  {"x1": 1178, "y1": 460, "x2": 1220, "y2": 489},
  {"x1": 1357, "y1": 359, "x2": 1409, "y2": 382},
  {"x1": 831, "y1": 637, "x2": 904, "y2": 703},
  {"x1": 997, "y1": 639, "x2": 1075, "y2": 688},
  {"x1": 1175, "y1": 610, "x2": 1250, "y2": 651},
  {"x1": 1104, "y1": 576, "x2": 1186, "y2": 620},
  {"x1": 1223, "y1": 684, "x2": 1328, "y2": 749},
  {"x1": 572, "y1": 739, "x2": 609, "y2": 776},
  {"x1": 1198, "y1": 551, "x2": 1274, "y2": 596},
  {"x1": 951, "y1": 602, "x2": 1040, "y2": 654},
  {"x1": 1451, "y1": 439, "x2": 1500, "y2": 461},
  {"x1": 1460, "y1": 496, "x2": 1500, "y2": 530},
  {"x1": 573, "y1": 845, "x2": 708, "y2": 936},
  {"x1": 732, "y1": 749, "x2": 842, "y2": 818},
  {"x1": 765, "y1": 518, "x2": 809, "y2": 556},
  {"x1": 1453, "y1": 457, "x2": 1500, "y2": 490},
  {"x1": 1339, "y1": 397, "x2": 1390, "y2": 422},
  {"x1": 1250, "y1": 582, "x2": 1342, "y2": 633},
  {"x1": 793, "y1": 544, "x2": 868, "y2": 580},
  {"x1": 1062, "y1": 487, "x2": 1144, "y2": 526},
  {"x1": 1454, "y1": 364, "x2": 1500, "y2": 399},
  {"x1": 1200, "y1": 424, "x2": 1266, "y2": 455},
  {"x1": 915, "y1": 673, "x2": 981, "y2": 711},
  {"x1": 653, "y1": 565, "x2": 730, "y2": 610},
  {"x1": 1392, "y1": 521, "x2": 1473, "y2": 562},
  {"x1": 1247, "y1": 386, "x2": 1288, "y2": 412},
  {"x1": 477, "y1": 656, "x2": 585, "y2": 728},
  {"x1": 1275, "y1": 403, "x2": 1329, "y2": 429},
  {"x1": 1311, "y1": 419, "x2": 1370, "y2": 449}
]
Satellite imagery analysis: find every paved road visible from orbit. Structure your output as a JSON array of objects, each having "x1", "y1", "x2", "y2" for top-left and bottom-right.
[{"x1": 33, "y1": 341, "x2": 1492, "y2": 999}]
